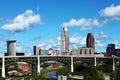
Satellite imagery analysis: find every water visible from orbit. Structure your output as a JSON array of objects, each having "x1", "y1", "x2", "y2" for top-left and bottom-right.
[{"x1": 46, "y1": 71, "x2": 57, "y2": 78}]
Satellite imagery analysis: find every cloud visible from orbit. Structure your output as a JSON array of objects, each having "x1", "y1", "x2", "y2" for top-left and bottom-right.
[
  {"x1": 100, "y1": 4, "x2": 120, "y2": 17},
  {"x1": 39, "y1": 39, "x2": 60, "y2": 50},
  {"x1": 61, "y1": 18, "x2": 106, "y2": 30},
  {"x1": 113, "y1": 40, "x2": 120, "y2": 49},
  {"x1": 61, "y1": 4, "x2": 120, "y2": 31},
  {"x1": 16, "y1": 42, "x2": 33, "y2": 55},
  {"x1": 69, "y1": 36, "x2": 86, "y2": 50},
  {"x1": 0, "y1": 34, "x2": 9, "y2": 41},
  {"x1": 95, "y1": 31, "x2": 109, "y2": 40},
  {"x1": 95, "y1": 39, "x2": 104, "y2": 50},
  {"x1": 69, "y1": 35, "x2": 105, "y2": 51},
  {"x1": 1, "y1": 10, "x2": 41, "y2": 33},
  {"x1": 69, "y1": 36, "x2": 86, "y2": 45},
  {"x1": 69, "y1": 36, "x2": 81, "y2": 44},
  {"x1": 0, "y1": 44, "x2": 7, "y2": 55}
]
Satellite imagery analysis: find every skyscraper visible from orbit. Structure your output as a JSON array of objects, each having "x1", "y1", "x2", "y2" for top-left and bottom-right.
[
  {"x1": 106, "y1": 44, "x2": 115, "y2": 56},
  {"x1": 60, "y1": 26, "x2": 69, "y2": 53},
  {"x1": 33, "y1": 46, "x2": 41, "y2": 55},
  {"x1": 7, "y1": 40, "x2": 16, "y2": 56},
  {"x1": 86, "y1": 33, "x2": 95, "y2": 50}
]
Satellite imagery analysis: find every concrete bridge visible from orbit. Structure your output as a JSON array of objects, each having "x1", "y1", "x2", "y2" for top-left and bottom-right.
[{"x1": 0, "y1": 55, "x2": 120, "y2": 78}]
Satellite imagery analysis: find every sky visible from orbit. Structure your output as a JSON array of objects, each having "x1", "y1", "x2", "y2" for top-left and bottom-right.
[{"x1": 0, "y1": 0, "x2": 120, "y2": 56}]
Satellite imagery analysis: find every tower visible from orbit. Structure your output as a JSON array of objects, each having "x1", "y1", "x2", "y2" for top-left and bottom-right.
[
  {"x1": 7, "y1": 40, "x2": 16, "y2": 56},
  {"x1": 60, "y1": 26, "x2": 69, "y2": 53},
  {"x1": 106, "y1": 44, "x2": 115, "y2": 56},
  {"x1": 33, "y1": 46, "x2": 41, "y2": 55},
  {"x1": 86, "y1": 33, "x2": 95, "y2": 50}
]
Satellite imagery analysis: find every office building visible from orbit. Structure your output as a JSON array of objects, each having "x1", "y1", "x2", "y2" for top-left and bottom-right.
[
  {"x1": 7, "y1": 40, "x2": 16, "y2": 56},
  {"x1": 40, "y1": 49, "x2": 49, "y2": 55},
  {"x1": 115, "y1": 49, "x2": 120, "y2": 57},
  {"x1": 86, "y1": 33, "x2": 95, "y2": 50},
  {"x1": 106, "y1": 44, "x2": 115, "y2": 56},
  {"x1": 72, "y1": 48, "x2": 94, "y2": 56},
  {"x1": 33, "y1": 46, "x2": 41, "y2": 55},
  {"x1": 60, "y1": 26, "x2": 69, "y2": 53}
]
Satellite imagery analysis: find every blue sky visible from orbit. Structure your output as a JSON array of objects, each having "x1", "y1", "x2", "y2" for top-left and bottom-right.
[{"x1": 0, "y1": 0, "x2": 120, "y2": 56}]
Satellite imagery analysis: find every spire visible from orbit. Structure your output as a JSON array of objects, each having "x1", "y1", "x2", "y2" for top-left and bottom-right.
[{"x1": 63, "y1": 26, "x2": 68, "y2": 31}]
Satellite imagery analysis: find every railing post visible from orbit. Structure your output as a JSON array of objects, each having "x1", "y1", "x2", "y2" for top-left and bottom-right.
[
  {"x1": 112, "y1": 56, "x2": 115, "y2": 71},
  {"x1": 37, "y1": 55, "x2": 40, "y2": 74},
  {"x1": 94, "y1": 57, "x2": 96, "y2": 67},
  {"x1": 2, "y1": 56, "x2": 5, "y2": 78},
  {"x1": 71, "y1": 56, "x2": 73, "y2": 73}
]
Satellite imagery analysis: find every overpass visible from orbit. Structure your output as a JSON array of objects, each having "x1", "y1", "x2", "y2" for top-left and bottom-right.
[{"x1": 0, "y1": 55, "x2": 120, "y2": 78}]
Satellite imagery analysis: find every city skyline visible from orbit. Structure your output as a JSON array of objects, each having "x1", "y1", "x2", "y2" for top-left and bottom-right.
[{"x1": 0, "y1": 0, "x2": 120, "y2": 55}]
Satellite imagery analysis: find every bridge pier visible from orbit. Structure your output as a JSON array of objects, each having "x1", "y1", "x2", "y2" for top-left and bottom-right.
[
  {"x1": 2, "y1": 56, "x2": 5, "y2": 78},
  {"x1": 37, "y1": 55, "x2": 40, "y2": 74},
  {"x1": 32, "y1": 64, "x2": 37, "y2": 77},
  {"x1": 94, "y1": 57, "x2": 96, "y2": 67},
  {"x1": 71, "y1": 56, "x2": 73, "y2": 73},
  {"x1": 112, "y1": 57, "x2": 115, "y2": 71}
]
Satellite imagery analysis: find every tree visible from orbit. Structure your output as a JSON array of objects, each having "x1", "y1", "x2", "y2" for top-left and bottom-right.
[
  {"x1": 83, "y1": 67, "x2": 105, "y2": 80},
  {"x1": 111, "y1": 62, "x2": 120, "y2": 80},
  {"x1": 0, "y1": 77, "x2": 5, "y2": 80},
  {"x1": 57, "y1": 67, "x2": 70, "y2": 77},
  {"x1": 74, "y1": 64, "x2": 105, "y2": 80},
  {"x1": 35, "y1": 71, "x2": 46, "y2": 80}
]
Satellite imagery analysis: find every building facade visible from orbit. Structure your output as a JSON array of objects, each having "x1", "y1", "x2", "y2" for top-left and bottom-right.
[
  {"x1": 115, "y1": 49, "x2": 120, "y2": 57},
  {"x1": 7, "y1": 40, "x2": 16, "y2": 56},
  {"x1": 33, "y1": 46, "x2": 41, "y2": 55},
  {"x1": 60, "y1": 26, "x2": 69, "y2": 53},
  {"x1": 86, "y1": 33, "x2": 95, "y2": 50},
  {"x1": 40, "y1": 49, "x2": 49, "y2": 55},
  {"x1": 72, "y1": 48, "x2": 94, "y2": 56},
  {"x1": 106, "y1": 44, "x2": 115, "y2": 56}
]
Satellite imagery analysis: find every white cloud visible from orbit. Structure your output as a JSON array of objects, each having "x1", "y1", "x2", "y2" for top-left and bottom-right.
[
  {"x1": 96, "y1": 31, "x2": 109, "y2": 40},
  {"x1": 61, "y1": 18, "x2": 105, "y2": 30},
  {"x1": 69, "y1": 36, "x2": 86, "y2": 45},
  {"x1": 113, "y1": 40, "x2": 120, "y2": 49},
  {"x1": 69, "y1": 35, "x2": 105, "y2": 51},
  {"x1": 69, "y1": 36, "x2": 81, "y2": 44},
  {"x1": 39, "y1": 40, "x2": 60, "y2": 50},
  {"x1": 69, "y1": 36, "x2": 86, "y2": 49},
  {"x1": 100, "y1": 32, "x2": 108, "y2": 39},
  {"x1": 81, "y1": 37, "x2": 86, "y2": 45},
  {"x1": 61, "y1": 4, "x2": 120, "y2": 31},
  {"x1": 100, "y1": 4, "x2": 120, "y2": 17},
  {"x1": 0, "y1": 44, "x2": 7, "y2": 55},
  {"x1": 95, "y1": 39, "x2": 104, "y2": 50},
  {"x1": 15, "y1": 42, "x2": 33, "y2": 56},
  {"x1": 16, "y1": 45, "x2": 23, "y2": 52},
  {"x1": 1, "y1": 10, "x2": 41, "y2": 32}
]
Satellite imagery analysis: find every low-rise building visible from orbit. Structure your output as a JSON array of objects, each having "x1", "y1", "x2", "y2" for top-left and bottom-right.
[{"x1": 72, "y1": 48, "x2": 94, "y2": 56}]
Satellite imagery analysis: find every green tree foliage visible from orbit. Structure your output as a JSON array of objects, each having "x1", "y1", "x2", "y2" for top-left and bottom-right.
[
  {"x1": 35, "y1": 71, "x2": 46, "y2": 80},
  {"x1": 74, "y1": 64, "x2": 85, "y2": 75},
  {"x1": 74, "y1": 64, "x2": 105, "y2": 80},
  {"x1": 96, "y1": 64, "x2": 112, "y2": 73},
  {"x1": 111, "y1": 62, "x2": 120, "y2": 80},
  {"x1": 57, "y1": 67, "x2": 70, "y2": 76},
  {"x1": 0, "y1": 77, "x2": 5, "y2": 80},
  {"x1": 83, "y1": 67, "x2": 105, "y2": 80}
]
